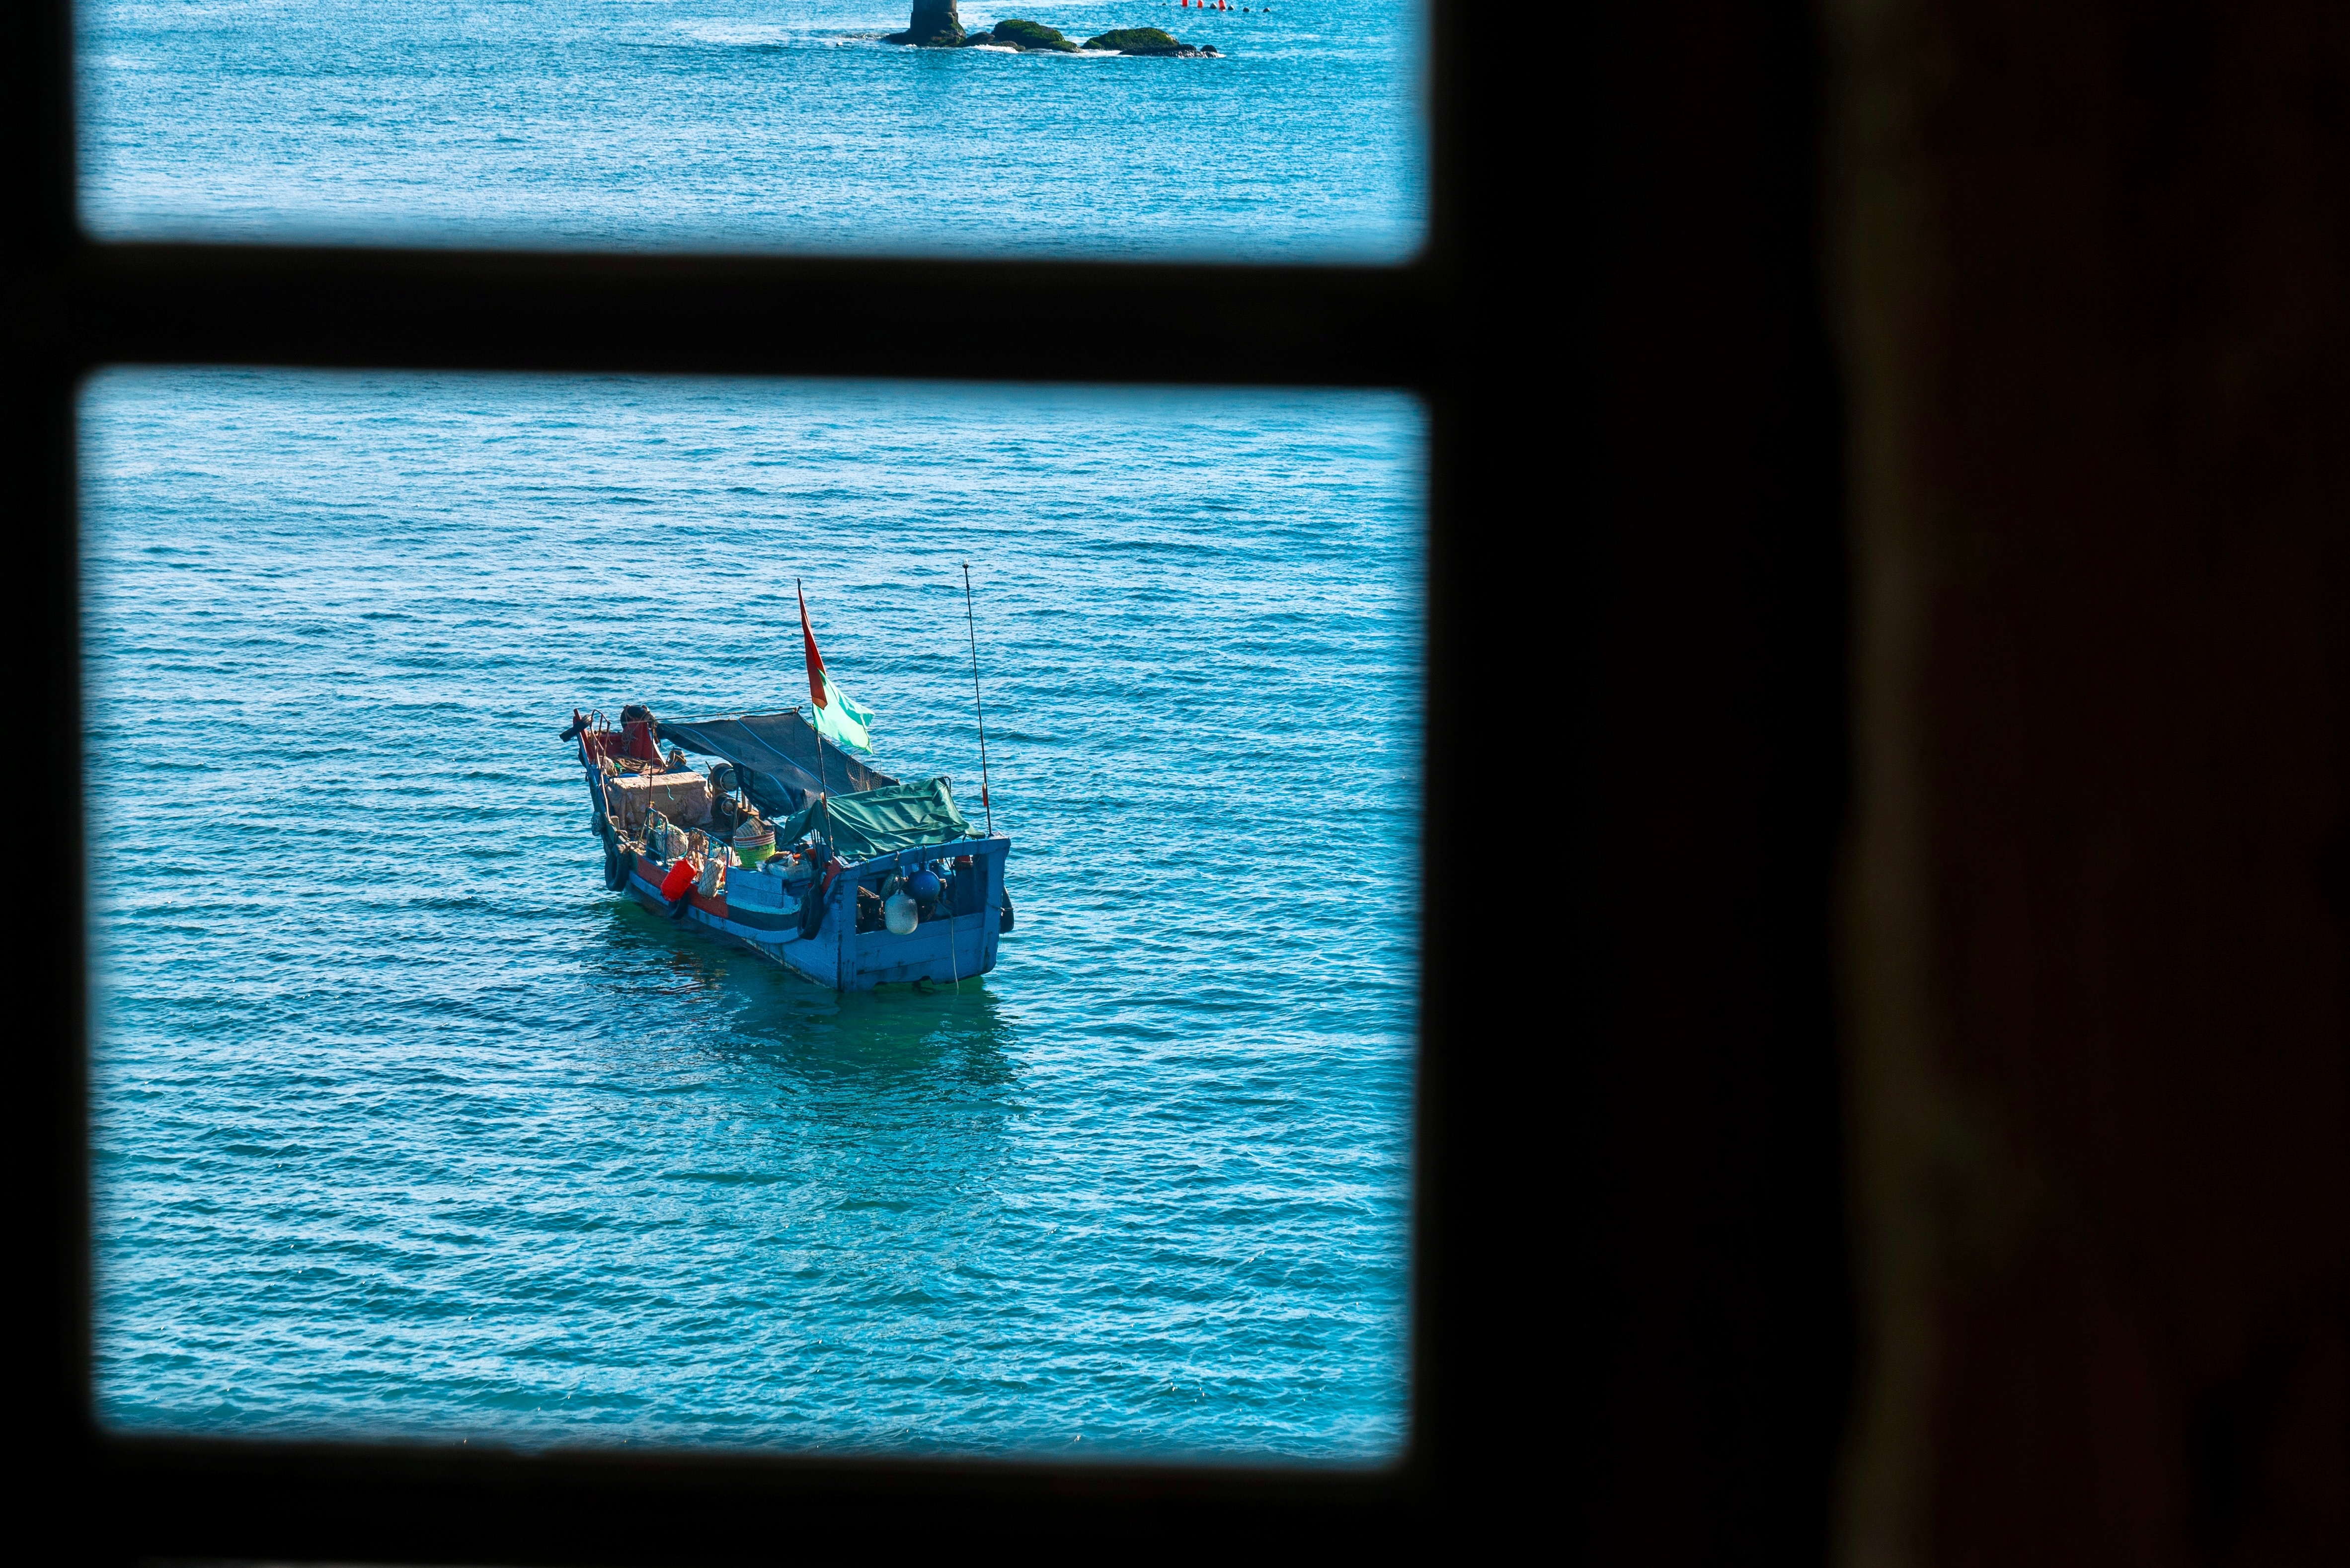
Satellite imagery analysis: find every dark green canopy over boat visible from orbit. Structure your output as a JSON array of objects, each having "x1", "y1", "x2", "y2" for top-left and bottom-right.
[{"x1": 777, "y1": 776, "x2": 977, "y2": 862}]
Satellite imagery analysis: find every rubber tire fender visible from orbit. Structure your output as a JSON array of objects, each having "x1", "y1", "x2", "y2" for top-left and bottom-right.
[
  {"x1": 998, "y1": 885, "x2": 1015, "y2": 934},
  {"x1": 604, "y1": 844, "x2": 632, "y2": 891}
]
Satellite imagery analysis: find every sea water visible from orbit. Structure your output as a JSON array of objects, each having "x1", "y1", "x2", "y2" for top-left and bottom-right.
[
  {"x1": 76, "y1": 0, "x2": 1426, "y2": 258},
  {"x1": 83, "y1": 370, "x2": 1421, "y2": 1458}
]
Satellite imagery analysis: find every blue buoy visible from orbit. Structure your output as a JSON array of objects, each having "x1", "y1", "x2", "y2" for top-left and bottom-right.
[{"x1": 909, "y1": 868, "x2": 942, "y2": 903}]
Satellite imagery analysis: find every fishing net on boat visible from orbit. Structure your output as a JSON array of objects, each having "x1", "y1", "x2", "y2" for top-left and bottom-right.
[{"x1": 777, "y1": 777, "x2": 976, "y2": 862}]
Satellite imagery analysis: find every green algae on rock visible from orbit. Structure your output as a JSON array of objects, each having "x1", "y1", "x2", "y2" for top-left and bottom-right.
[
  {"x1": 1076, "y1": 27, "x2": 1184, "y2": 55},
  {"x1": 988, "y1": 18, "x2": 1081, "y2": 52},
  {"x1": 1084, "y1": 27, "x2": 1212, "y2": 55}
]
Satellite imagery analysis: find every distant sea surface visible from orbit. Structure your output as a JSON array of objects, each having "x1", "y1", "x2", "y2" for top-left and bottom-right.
[
  {"x1": 77, "y1": 0, "x2": 1425, "y2": 258},
  {"x1": 84, "y1": 370, "x2": 1421, "y2": 1458}
]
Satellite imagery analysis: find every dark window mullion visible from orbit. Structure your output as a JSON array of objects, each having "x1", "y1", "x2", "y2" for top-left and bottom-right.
[{"x1": 57, "y1": 241, "x2": 1438, "y2": 389}]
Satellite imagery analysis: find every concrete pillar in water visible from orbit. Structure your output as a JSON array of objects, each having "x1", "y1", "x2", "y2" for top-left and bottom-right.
[{"x1": 889, "y1": 0, "x2": 966, "y2": 45}]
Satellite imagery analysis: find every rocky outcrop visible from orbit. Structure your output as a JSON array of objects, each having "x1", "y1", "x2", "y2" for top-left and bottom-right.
[
  {"x1": 1082, "y1": 27, "x2": 1215, "y2": 55},
  {"x1": 887, "y1": 11, "x2": 1220, "y2": 55},
  {"x1": 883, "y1": 0, "x2": 964, "y2": 46},
  {"x1": 987, "y1": 18, "x2": 1079, "y2": 52}
]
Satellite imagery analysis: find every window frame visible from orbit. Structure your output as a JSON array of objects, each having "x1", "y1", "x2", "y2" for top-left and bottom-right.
[{"x1": 14, "y1": 0, "x2": 1496, "y2": 1555}]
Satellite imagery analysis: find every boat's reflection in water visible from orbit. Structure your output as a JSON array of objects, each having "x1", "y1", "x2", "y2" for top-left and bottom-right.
[{"x1": 594, "y1": 896, "x2": 1018, "y2": 1096}]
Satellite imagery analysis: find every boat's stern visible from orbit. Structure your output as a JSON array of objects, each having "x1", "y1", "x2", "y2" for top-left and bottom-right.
[{"x1": 821, "y1": 835, "x2": 1012, "y2": 989}]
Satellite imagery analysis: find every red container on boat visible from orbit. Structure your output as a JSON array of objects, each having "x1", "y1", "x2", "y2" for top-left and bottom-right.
[{"x1": 659, "y1": 859, "x2": 698, "y2": 900}]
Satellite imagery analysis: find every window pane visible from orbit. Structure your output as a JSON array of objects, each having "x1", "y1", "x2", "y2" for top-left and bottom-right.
[
  {"x1": 77, "y1": 1, "x2": 1426, "y2": 260},
  {"x1": 82, "y1": 368, "x2": 1421, "y2": 1459}
]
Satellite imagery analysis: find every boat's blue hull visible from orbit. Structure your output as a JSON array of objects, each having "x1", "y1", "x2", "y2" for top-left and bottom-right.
[{"x1": 616, "y1": 833, "x2": 1010, "y2": 992}]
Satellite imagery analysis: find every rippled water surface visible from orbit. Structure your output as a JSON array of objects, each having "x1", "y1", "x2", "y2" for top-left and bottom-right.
[
  {"x1": 84, "y1": 369, "x2": 1421, "y2": 1458},
  {"x1": 78, "y1": 0, "x2": 1425, "y2": 257}
]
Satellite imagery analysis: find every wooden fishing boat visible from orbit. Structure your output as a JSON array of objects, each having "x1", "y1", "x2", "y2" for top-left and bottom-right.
[{"x1": 563, "y1": 704, "x2": 1013, "y2": 991}]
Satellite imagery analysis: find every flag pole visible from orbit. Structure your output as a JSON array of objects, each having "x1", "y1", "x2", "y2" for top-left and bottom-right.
[
  {"x1": 800, "y1": 576, "x2": 832, "y2": 847},
  {"x1": 962, "y1": 561, "x2": 995, "y2": 836},
  {"x1": 815, "y1": 720, "x2": 830, "y2": 842}
]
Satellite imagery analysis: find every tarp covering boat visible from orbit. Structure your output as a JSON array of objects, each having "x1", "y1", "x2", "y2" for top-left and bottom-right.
[
  {"x1": 657, "y1": 709, "x2": 896, "y2": 820},
  {"x1": 778, "y1": 777, "x2": 977, "y2": 862}
]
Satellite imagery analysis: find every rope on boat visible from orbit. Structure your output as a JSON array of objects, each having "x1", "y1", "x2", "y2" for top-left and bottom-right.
[{"x1": 962, "y1": 561, "x2": 995, "y2": 836}]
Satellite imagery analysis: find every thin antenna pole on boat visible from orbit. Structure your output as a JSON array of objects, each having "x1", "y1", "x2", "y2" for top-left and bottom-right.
[{"x1": 961, "y1": 561, "x2": 995, "y2": 836}]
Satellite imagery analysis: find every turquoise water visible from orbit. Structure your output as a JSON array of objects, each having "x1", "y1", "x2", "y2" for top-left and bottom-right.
[
  {"x1": 82, "y1": 369, "x2": 1422, "y2": 1459},
  {"x1": 76, "y1": 0, "x2": 1425, "y2": 258}
]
